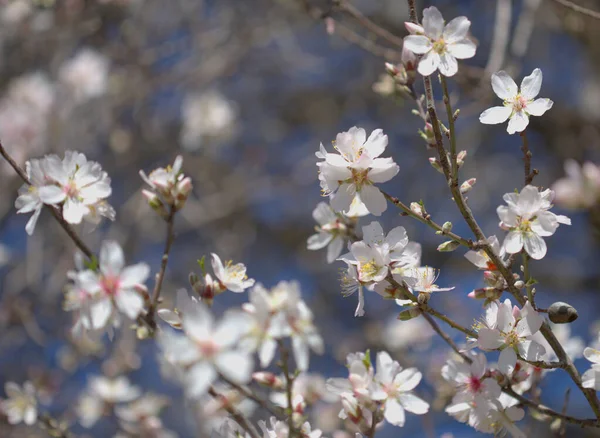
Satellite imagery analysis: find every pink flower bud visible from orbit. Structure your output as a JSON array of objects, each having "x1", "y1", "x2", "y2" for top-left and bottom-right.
[
  {"x1": 252, "y1": 372, "x2": 284, "y2": 388},
  {"x1": 460, "y1": 178, "x2": 476, "y2": 194}
]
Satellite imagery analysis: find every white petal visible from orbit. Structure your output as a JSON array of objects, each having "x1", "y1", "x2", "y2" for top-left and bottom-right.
[
  {"x1": 364, "y1": 129, "x2": 388, "y2": 158},
  {"x1": 359, "y1": 185, "x2": 387, "y2": 216},
  {"x1": 443, "y1": 16, "x2": 471, "y2": 43},
  {"x1": 186, "y1": 362, "x2": 217, "y2": 398},
  {"x1": 368, "y1": 158, "x2": 399, "y2": 183},
  {"x1": 516, "y1": 301, "x2": 544, "y2": 336},
  {"x1": 584, "y1": 347, "x2": 600, "y2": 364},
  {"x1": 307, "y1": 232, "x2": 333, "y2": 251},
  {"x1": 259, "y1": 339, "x2": 277, "y2": 368},
  {"x1": 507, "y1": 111, "x2": 529, "y2": 134},
  {"x1": 447, "y1": 39, "x2": 476, "y2": 59},
  {"x1": 523, "y1": 233, "x2": 547, "y2": 260},
  {"x1": 422, "y1": 6, "x2": 444, "y2": 40},
  {"x1": 477, "y1": 328, "x2": 504, "y2": 350},
  {"x1": 438, "y1": 53, "x2": 458, "y2": 77},
  {"x1": 119, "y1": 263, "x2": 150, "y2": 288},
  {"x1": 383, "y1": 399, "x2": 406, "y2": 426},
  {"x1": 330, "y1": 183, "x2": 355, "y2": 213},
  {"x1": 398, "y1": 393, "x2": 429, "y2": 414},
  {"x1": 503, "y1": 231, "x2": 523, "y2": 254},
  {"x1": 90, "y1": 298, "x2": 113, "y2": 329},
  {"x1": 498, "y1": 348, "x2": 517, "y2": 375},
  {"x1": 100, "y1": 241, "x2": 125, "y2": 275},
  {"x1": 25, "y1": 207, "x2": 43, "y2": 236},
  {"x1": 292, "y1": 336, "x2": 310, "y2": 371},
  {"x1": 417, "y1": 51, "x2": 440, "y2": 77},
  {"x1": 214, "y1": 311, "x2": 251, "y2": 348},
  {"x1": 526, "y1": 98, "x2": 553, "y2": 116},
  {"x1": 517, "y1": 339, "x2": 546, "y2": 361},
  {"x1": 520, "y1": 68, "x2": 543, "y2": 100},
  {"x1": 582, "y1": 368, "x2": 600, "y2": 390},
  {"x1": 312, "y1": 201, "x2": 335, "y2": 225},
  {"x1": 403, "y1": 35, "x2": 432, "y2": 55},
  {"x1": 479, "y1": 106, "x2": 512, "y2": 125},
  {"x1": 215, "y1": 350, "x2": 253, "y2": 384},
  {"x1": 362, "y1": 221, "x2": 385, "y2": 245},
  {"x1": 38, "y1": 185, "x2": 66, "y2": 205},
  {"x1": 115, "y1": 289, "x2": 144, "y2": 320},
  {"x1": 491, "y1": 71, "x2": 518, "y2": 100},
  {"x1": 326, "y1": 236, "x2": 344, "y2": 264},
  {"x1": 395, "y1": 368, "x2": 422, "y2": 392}
]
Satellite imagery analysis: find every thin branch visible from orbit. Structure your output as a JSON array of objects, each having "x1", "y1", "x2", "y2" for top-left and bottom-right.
[
  {"x1": 551, "y1": 0, "x2": 600, "y2": 20},
  {"x1": 278, "y1": 339, "x2": 298, "y2": 437},
  {"x1": 520, "y1": 131, "x2": 536, "y2": 185},
  {"x1": 150, "y1": 207, "x2": 177, "y2": 307},
  {"x1": 422, "y1": 312, "x2": 468, "y2": 359},
  {"x1": 334, "y1": 0, "x2": 404, "y2": 47},
  {"x1": 0, "y1": 141, "x2": 94, "y2": 260},
  {"x1": 219, "y1": 373, "x2": 285, "y2": 418},
  {"x1": 208, "y1": 386, "x2": 261, "y2": 438}
]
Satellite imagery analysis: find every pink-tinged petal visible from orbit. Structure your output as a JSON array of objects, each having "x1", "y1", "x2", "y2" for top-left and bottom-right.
[
  {"x1": 215, "y1": 350, "x2": 253, "y2": 383},
  {"x1": 438, "y1": 53, "x2": 458, "y2": 77},
  {"x1": 517, "y1": 339, "x2": 546, "y2": 361},
  {"x1": 38, "y1": 185, "x2": 66, "y2": 205},
  {"x1": 480, "y1": 106, "x2": 512, "y2": 125},
  {"x1": 447, "y1": 39, "x2": 476, "y2": 59},
  {"x1": 360, "y1": 185, "x2": 387, "y2": 216},
  {"x1": 526, "y1": 98, "x2": 553, "y2": 116},
  {"x1": 585, "y1": 347, "x2": 600, "y2": 364},
  {"x1": 422, "y1": 6, "x2": 444, "y2": 39},
  {"x1": 503, "y1": 231, "x2": 523, "y2": 254},
  {"x1": 507, "y1": 111, "x2": 529, "y2": 134},
  {"x1": 403, "y1": 35, "x2": 432, "y2": 55},
  {"x1": 443, "y1": 16, "x2": 471, "y2": 42},
  {"x1": 383, "y1": 398, "x2": 406, "y2": 427},
  {"x1": 418, "y1": 51, "x2": 441, "y2": 76},
  {"x1": 520, "y1": 68, "x2": 543, "y2": 100},
  {"x1": 368, "y1": 158, "x2": 399, "y2": 183},
  {"x1": 523, "y1": 233, "x2": 547, "y2": 260},
  {"x1": 491, "y1": 71, "x2": 518, "y2": 100},
  {"x1": 398, "y1": 393, "x2": 429, "y2": 414},
  {"x1": 115, "y1": 289, "x2": 144, "y2": 319},
  {"x1": 395, "y1": 368, "x2": 422, "y2": 392},
  {"x1": 186, "y1": 362, "x2": 217, "y2": 397},
  {"x1": 364, "y1": 129, "x2": 388, "y2": 158},
  {"x1": 498, "y1": 348, "x2": 517, "y2": 375},
  {"x1": 477, "y1": 327, "x2": 504, "y2": 350},
  {"x1": 330, "y1": 183, "x2": 355, "y2": 213},
  {"x1": 120, "y1": 263, "x2": 150, "y2": 288}
]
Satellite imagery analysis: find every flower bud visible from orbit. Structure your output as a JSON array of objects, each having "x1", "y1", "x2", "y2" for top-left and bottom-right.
[
  {"x1": 442, "y1": 221, "x2": 453, "y2": 232},
  {"x1": 410, "y1": 202, "x2": 424, "y2": 217},
  {"x1": 548, "y1": 302, "x2": 578, "y2": 324},
  {"x1": 398, "y1": 307, "x2": 421, "y2": 321},
  {"x1": 142, "y1": 189, "x2": 168, "y2": 218},
  {"x1": 460, "y1": 178, "x2": 476, "y2": 194},
  {"x1": 514, "y1": 280, "x2": 525, "y2": 289},
  {"x1": 437, "y1": 240, "x2": 460, "y2": 252},
  {"x1": 385, "y1": 62, "x2": 399, "y2": 76},
  {"x1": 252, "y1": 372, "x2": 284, "y2": 389},
  {"x1": 429, "y1": 157, "x2": 443, "y2": 173},
  {"x1": 456, "y1": 150, "x2": 467, "y2": 168},
  {"x1": 417, "y1": 291, "x2": 430, "y2": 305}
]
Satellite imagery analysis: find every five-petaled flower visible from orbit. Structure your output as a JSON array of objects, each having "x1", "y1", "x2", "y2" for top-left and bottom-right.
[{"x1": 480, "y1": 69, "x2": 553, "y2": 134}]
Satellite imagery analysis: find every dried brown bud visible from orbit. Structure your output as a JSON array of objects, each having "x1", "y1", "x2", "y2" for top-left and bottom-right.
[{"x1": 548, "y1": 302, "x2": 578, "y2": 324}]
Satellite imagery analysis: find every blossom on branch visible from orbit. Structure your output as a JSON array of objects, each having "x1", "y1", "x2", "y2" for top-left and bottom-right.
[
  {"x1": 480, "y1": 69, "x2": 553, "y2": 134},
  {"x1": 403, "y1": 6, "x2": 476, "y2": 77},
  {"x1": 307, "y1": 202, "x2": 347, "y2": 263},
  {"x1": 1, "y1": 381, "x2": 37, "y2": 425}
]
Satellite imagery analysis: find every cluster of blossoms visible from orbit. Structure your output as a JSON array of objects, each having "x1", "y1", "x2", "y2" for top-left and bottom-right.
[
  {"x1": 140, "y1": 155, "x2": 193, "y2": 215},
  {"x1": 326, "y1": 350, "x2": 429, "y2": 432},
  {"x1": 58, "y1": 48, "x2": 109, "y2": 105},
  {"x1": 15, "y1": 150, "x2": 114, "y2": 234}
]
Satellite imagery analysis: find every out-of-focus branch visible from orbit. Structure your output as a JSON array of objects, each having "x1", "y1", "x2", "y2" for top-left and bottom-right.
[
  {"x1": 208, "y1": 386, "x2": 261, "y2": 438},
  {"x1": 485, "y1": 0, "x2": 512, "y2": 76},
  {"x1": 0, "y1": 141, "x2": 94, "y2": 260},
  {"x1": 551, "y1": 0, "x2": 600, "y2": 19}
]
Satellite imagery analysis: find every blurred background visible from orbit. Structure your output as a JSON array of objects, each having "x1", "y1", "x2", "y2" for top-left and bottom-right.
[{"x1": 1, "y1": 0, "x2": 600, "y2": 436}]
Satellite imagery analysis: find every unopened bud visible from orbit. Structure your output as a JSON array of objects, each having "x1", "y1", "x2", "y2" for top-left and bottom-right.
[
  {"x1": 514, "y1": 280, "x2": 525, "y2": 289},
  {"x1": 404, "y1": 22, "x2": 424, "y2": 35},
  {"x1": 189, "y1": 272, "x2": 202, "y2": 294},
  {"x1": 456, "y1": 150, "x2": 467, "y2": 168},
  {"x1": 385, "y1": 62, "x2": 399, "y2": 76},
  {"x1": 442, "y1": 222, "x2": 453, "y2": 232},
  {"x1": 253, "y1": 372, "x2": 284, "y2": 389},
  {"x1": 437, "y1": 240, "x2": 460, "y2": 252},
  {"x1": 136, "y1": 325, "x2": 150, "y2": 340},
  {"x1": 548, "y1": 302, "x2": 579, "y2": 324},
  {"x1": 398, "y1": 306, "x2": 421, "y2": 321},
  {"x1": 453, "y1": 109, "x2": 460, "y2": 121},
  {"x1": 142, "y1": 189, "x2": 168, "y2": 218},
  {"x1": 417, "y1": 292, "x2": 430, "y2": 305},
  {"x1": 460, "y1": 178, "x2": 476, "y2": 194},
  {"x1": 410, "y1": 202, "x2": 424, "y2": 217},
  {"x1": 174, "y1": 176, "x2": 193, "y2": 210},
  {"x1": 429, "y1": 157, "x2": 444, "y2": 174}
]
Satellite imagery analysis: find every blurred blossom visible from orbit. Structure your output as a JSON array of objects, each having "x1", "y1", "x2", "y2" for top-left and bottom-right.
[
  {"x1": 381, "y1": 316, "x2": 434, "y2": 351},
  {"x1": 1, "y1": 0, "x2": 33, "y2": 25},
  {"x1": 552, "y1": 159, "x2": 600, "y2": 210},
  {"x1": 1, "y1": 381, "x2": 37, "y2": 425},
  {"x1": 59, "y1": 48, "x2": 109, "y2": 104},
  {"x1": 180, "y1": 91, "x2": 237, "y2": 151}
]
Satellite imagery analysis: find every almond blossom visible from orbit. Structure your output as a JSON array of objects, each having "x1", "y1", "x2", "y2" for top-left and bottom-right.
[
  {"x1": 403, "y1": 6, "x2": 476, "y2": 77},
  {"x1": 211, "y1": 253, "x2": 255, "y2": 293},
  {"x1": 158, "y1": 301, "x2": 253, "y2": 397},
  {"x1": 582, "y1": 347, "x2": 600, "y2": 390},
  {"x1": 140, "y1": 155, "x2": 193, "y2": 212},
  {"x1": 307, "y1": 202, "x2": 346, "y2": 263},
  {"x1": 1, "y1": 381, "x2": 37, "y2": 425},
  {"x1": 497, "y1": 185, "x2": 571, "y2": 259},
  {"x1": 409, "y1": 266, "x2": 454, "y2": 294},
  {"x1": 14, "y1": 158, "x2": 48, "y2": 235},
  {"x1": 477, "y1": 300, "x2": 546, "y2": 375},
  {"x1": 317, "y1": 127, "x2": 399, "y2": 216},
  {"x1": 480, "y1": 69, "x2": 553, "y2": 134}
]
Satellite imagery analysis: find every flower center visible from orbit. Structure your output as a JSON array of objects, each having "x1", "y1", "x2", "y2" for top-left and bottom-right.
[
  {"x1": 350, "y1": 168, "x2": 370, "y2": 189},
  {"x1": 359, "y1": 260, "x2": 379, "y2": 281},
  {"x1": 432, "y1": 39, "x2": 447, "y2": 54},
  {"x1": 467, "y1": 376, "x2": 483, "y2": 393},
  {"x1": 64, "y1": 180, "x2": 79, "y2": 198},
  {"x1": 511, "y1": 94, "x2": 528, "y2": 112},
  {"x1": 100, "y1": 275, "x2": 121, "y2": 296},
  {"x1": 517, "y1": 217, "x2": 533, "y2": 233},
  {"x1": 504, "y1": 330, "x2": 520, "y2": 348},
  {"x1": 197, "y1": 340, "x2": 219, "y2": 357}
]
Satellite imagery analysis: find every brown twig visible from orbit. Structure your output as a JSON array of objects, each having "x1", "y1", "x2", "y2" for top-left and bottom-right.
[
  {"x1": 551, "y1": 0, "x2": 600, "y2": 20},
  {"x1": 520, "y1": 131, "x2": 536, "y2": 185},
  {"x1": 219, "y1": 373, "x2": 285, "y2": 418},
  {"x1": 208, "y1": 386, "x2": 261, "y2": 438},
  {"x1": 0, "y1": 141, "x2": 94, "y2": 260}
]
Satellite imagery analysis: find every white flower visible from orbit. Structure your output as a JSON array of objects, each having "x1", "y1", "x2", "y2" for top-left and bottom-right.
[
  {"x1": 403, "y1": 6, "x2": 476, "y2": 77},
  {"x1": 317, "y1": 127, "x2": 399, "y2": 216},
  {"x1": 480, "y1": 69, "x2": 553, "y2": 134},
  {"x1": 59, "y1": 48, "x2": 109, "y2": 104},
  {"x1": 211, "y1": 253, "x2": 255, "y2": 293},
  {"x1": 307, "y1": 202, "x2": 346, "y2": 263},
  {"x1": 140, "y1": 155, "x2": 193, "y2": 211},
  {"x1": 158, "y1": 301, "x2": 253, "y2": 397},
  {"x1": 15, "y1": 158, "x2": 48, "y2": 235},
  {"x1": 497, "y1": 185, "x2": 571, "y2": 259},
  {"x1": 1, "y1": 381, "x2": 37, "y2": 425},
  {"x1": 339, "y1": 261, "x2": 365, "y2": 317},
  {"x1": 37, "y1": 151, "x2": 113, "y2": 224},
  {"x1": 89, "y1": 376, "x2": 141, "y2": 403},
  {"x1": 552, "y1": 159, "x2": 600, "y2": 210},
  {"x1": 582, "y1": 347, "x2": 600, "y2": 390},
  {"x1": 464, "y1": 235, "x2": 504, "y2": 271},
  {"x1": 287, "y1": 301, "x2": 324, "y2": 371},
  {"x1": 240, "y1": 284, "x2": 279, "y2": 368},
  {"x1": 477, "y1": 300, "x2": 546, "y2": 374},
  {"x1": 69, "y1": 240, "x2": 150, "y2": 333},
  {"x1": 410, "y1": 266, "x2": 454, "y2": 294},
  {"x1": 157, "y1": 288, "x2": 199, "y2": 329},
  {"x1": 370, "y1": 351, "x2": 429, "y2": 427},
  {"x1": 259, "y1": 417, "x2": 322, "y2": 438},
  {"x1": 115, "y1": 393, "x2": 174, "y2": 437}
]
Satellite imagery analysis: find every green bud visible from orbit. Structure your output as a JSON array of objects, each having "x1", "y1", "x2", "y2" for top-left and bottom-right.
[
  {"x1": 442, "y1": 222, "x2": 453, "y2": 232},
  {"x1": 437, "y1": 240, "x2": 460, "y2": 252},
  {"x1": 398, "y1": 307, "x2": 421, "y2": 321}
]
